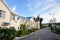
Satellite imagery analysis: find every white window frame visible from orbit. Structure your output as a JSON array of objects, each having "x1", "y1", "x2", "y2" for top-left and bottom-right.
[{"x1": 0, "y1": 10, "x2": 5, "y2": 18}]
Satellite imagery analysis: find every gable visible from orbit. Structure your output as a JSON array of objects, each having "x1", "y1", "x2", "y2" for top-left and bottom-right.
[
  {"x1": 0, "y1": 0, "x2": 11, "y2": 21},
  {"x1": 0, "y1": 0, "x2": 10, "y2": 12}
]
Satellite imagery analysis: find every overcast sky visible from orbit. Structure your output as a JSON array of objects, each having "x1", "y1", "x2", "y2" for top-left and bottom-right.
[{"x1": 5, "y1": 0, "x2": 60, "y2": 23}]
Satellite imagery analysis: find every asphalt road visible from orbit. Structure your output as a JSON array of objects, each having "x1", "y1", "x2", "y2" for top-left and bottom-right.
[{"x1": 19, "y1": 27, "x2": 60, "y2": 40}]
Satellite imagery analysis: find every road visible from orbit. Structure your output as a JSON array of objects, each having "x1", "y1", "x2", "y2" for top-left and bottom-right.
[{"x1": 18, "y1": 27, "x2": 60, "y2": 40}]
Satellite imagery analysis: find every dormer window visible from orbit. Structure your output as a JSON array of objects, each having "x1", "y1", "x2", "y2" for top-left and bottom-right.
[{"x1": 0, "y1": 10, "x2": 5, "y2": 18}]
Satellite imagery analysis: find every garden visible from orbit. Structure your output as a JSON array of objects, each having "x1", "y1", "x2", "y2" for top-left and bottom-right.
[{"x1": 0, "y1": 25, "x2": 39, "y2": 40}]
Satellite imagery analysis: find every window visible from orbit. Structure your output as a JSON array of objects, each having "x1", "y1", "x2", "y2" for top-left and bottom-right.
[
  {"x1": 10, "y1": 27, "x2": 15, "y2": 29},
  {"x1": 18, "y1": 26, "x2": 22, "y2": 30},
  {"x1": 0, "y1": 10, "x2": 5, "y2": 18},
  {"x1": 17, "y1": 16, "x2": 20, "y2": 20},
  {"x1": 18, "y1": 27, "x2": 21, "y2": 30},
  {"x1": 13, "y1": 16, "x2": 15, "y2": 20},
  {"x1": 18, "y1": 27, "x2": 19, "y2": 30},
  {"x1": 20, "y1": 27, "x2": 22, "y2": 30},
  {"x1": 10, "y1": 14, "x2": 15, "y2": 20}
]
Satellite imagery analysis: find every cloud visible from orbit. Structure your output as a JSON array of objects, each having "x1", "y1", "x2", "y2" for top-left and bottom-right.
[
  {"x1": 34, "y1": 3, "x2": 42, "y2": 8},
  {"x1": 27, "y1": 0, "x2": 53, "y2": 15},
  {"x1": 27, "y1": 3, "x2": 33, "y2": 12},
  {"x1": 11, "y1": 5, "x2": 17, "y2": 11},
  {"x1": 27, "y1": 0, "x2": 60, "y2": 23},
  {"x1": 46, "y1": 0, "x2": 54, "y2": 2},
  {"x1": 27, "y1": 0, "x2": 43, "y2": 14},
  {"x1": 40, "y1": 2, "x2": 60, "y2": 23},
  {"x1": 32, "y1": 2, "x2": 53, "y2": 17},
  {"x1": 52, "y1": 4, "x2": 60, "y2": 23}
]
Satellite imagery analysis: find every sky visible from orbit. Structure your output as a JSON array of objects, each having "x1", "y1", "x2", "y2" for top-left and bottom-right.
[{"x1": 5, "y1": 0, "x2": 60, "y2": 23}]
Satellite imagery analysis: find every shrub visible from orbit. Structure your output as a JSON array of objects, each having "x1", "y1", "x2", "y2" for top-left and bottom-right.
[
  {"x1": 50, "y1": 27, "x2": 60, "y2": 35},
  {"x1": 16, "y1": 30, "x2": 30, "y2": 36},
  {"x1": 50, "y1": 27, "x2": 54, "y2": 32},
  {"x1": 28, "y1": 29, "x2": 33, "y2": 33},
  {"x1": 40, "y1": 24, "x2": 48, "y2": 29},
  {"x1": 22, "y1": 30, "x2": 29, "y2": 36},
  {"x1": 28, "y1": 28, "x2": 38, "y2": 32},
  {"x1": 55, "y1": 28, "x2": 60, "y2": 34},
  {"x1": 16, "y1": 30, "x2": 23, "y2": 37},
  {"x1": 0, "y1": 28, "x2": 16, "y2": 40},
  {"x1": 18, "y1": 24, "x2": 30, "y2": 36}
]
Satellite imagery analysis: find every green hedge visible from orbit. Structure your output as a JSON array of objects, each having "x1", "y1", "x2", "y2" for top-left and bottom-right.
[
  {"x1": 16, "y1": 28, "x2": 39, "y2": 37},
  {"x1": 28, "y1": 28, "x2": 39, "y2": 33},
  {"x1": 40, "y1": 25, "x2": 48, "y2": 29},
  {"x1": 0, "y1": 28, "x2": 16, "y2": 40},
  {"x1": 16, "y1": 30, "x2": 30, "y2": 37},
  {"x1": 55, "y1": 28, "x2": 60, "y2": 34},
  {"x1": 0, "y1": 28, "x2": 39, "y2": 40},
  {"x1": 50, "y1": 27, "x2": 60, "y2": 35}
]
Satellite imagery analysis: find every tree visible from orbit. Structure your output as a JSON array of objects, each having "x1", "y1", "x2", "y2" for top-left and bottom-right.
[
  {"x1": 33, "y1": 15, "x2": 40, "y2": 22},
  {"x1": 20, "y1": 24, "x2": 29, "y2": 35},
  {"x1": 33, "y1": 15, "x2": 43, "y2": 29},
  {"x1": 36, "y1": 16, "x2": 43, "y2": 29},
  {"x1": 36, "y1": 15, "x2": 40, "y2": 21},
  {"x1": 40, "y1": 18, "x2": 43, "y2": 28}
]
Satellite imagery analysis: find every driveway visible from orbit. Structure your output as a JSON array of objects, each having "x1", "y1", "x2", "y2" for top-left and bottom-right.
[{"x1": 18, "y1": 27, "x2": 60, "y2": 40}]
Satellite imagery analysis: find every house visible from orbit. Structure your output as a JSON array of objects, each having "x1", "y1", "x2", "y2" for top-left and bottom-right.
[
  {"x1": 17, "y1": 16, "x2": 28, "y2": 30},
  {"x1": 26, "y1": 17, "x2": 40, "y2": 29},
  {"x1": 0, "y1": 0, "x2": 27, "y2": 30},
  {"x1": 0, "y1": 0, "x2": 40, "y2": 30}
]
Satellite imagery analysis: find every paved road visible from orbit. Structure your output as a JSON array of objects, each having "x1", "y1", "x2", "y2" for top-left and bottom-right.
[{"x1": 19, "y1": 27, "x2": 60, "y2": 40}]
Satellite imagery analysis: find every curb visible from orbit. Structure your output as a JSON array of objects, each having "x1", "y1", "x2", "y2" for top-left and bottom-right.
[
  {"x1": 14, "y1": 28, "x2": 49, "y2": 40},
  {"x1": 14, "y1": 32, "x2": 35, "y2": 40},
  {"x1": 14, "y1": 29, "x2": 41, "y2": 40},
  {"x1": 14, "y1": 35, "x2": 29, "y2": 40}
]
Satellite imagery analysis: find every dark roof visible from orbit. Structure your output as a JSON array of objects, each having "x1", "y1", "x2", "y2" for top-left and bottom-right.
[
  {"x1": 17, "y1": 16, "x2": 26, "y2": 20},
  {"x1": 26, "y1": 17, "x2": 32, "y2": 20}
]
